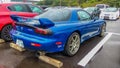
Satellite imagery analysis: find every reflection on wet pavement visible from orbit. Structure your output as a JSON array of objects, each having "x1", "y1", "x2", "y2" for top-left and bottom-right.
[{"x1": 0, "y1": 36, "x2": 104, "y2": 68}]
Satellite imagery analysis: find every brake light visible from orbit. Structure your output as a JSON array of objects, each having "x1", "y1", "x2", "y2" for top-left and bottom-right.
[{"x1": 35, "y1": 28, "x2": 52, "y2": 35}]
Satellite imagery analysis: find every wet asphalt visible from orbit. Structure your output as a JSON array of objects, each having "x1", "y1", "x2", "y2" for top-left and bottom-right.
[{"x1": 0, "y1": 19, "x2": 120, "y2": 68}]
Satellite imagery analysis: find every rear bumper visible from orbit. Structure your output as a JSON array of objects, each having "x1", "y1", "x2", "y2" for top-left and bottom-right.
[{"x1": 10, "y1": 29, "x2": 64, "y2": 53}]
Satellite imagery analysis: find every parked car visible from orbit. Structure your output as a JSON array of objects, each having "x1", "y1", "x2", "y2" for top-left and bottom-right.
[
  {"x1": 10, "y1": 8, "x2": 106, "y2": 56},
  {"x1": 84, "y1": 7, "x2": 101, "y2": 19},
  {"x1": 0, "y1": 2, "x2": 44, "y2": 41},
  {"x1": 100, "y1": 7, "x2": 119, "y2": 20},
  {"x1": 40, "y1": 5, "x2": 48, "y2": 10},
  {"x1": 44, "y1": 7, "x2": 53, "y2": 11},
  {"x1": 96, "y1": 4, "x2": 109, "y2": 11},
  {"x1": 45, "y1": 6, "x2": 68, "y2": 11}
]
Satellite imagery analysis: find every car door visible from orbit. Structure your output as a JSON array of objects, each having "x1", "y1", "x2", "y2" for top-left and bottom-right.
[
  {"x1": 77, "y1": 10, "x2": 99, "y2": 41},
  {"x1": 8, "y1": 4, "x2": 38, "y2": 17}
]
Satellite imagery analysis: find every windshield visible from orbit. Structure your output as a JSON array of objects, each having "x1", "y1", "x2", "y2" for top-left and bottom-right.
[
  {"x1": 104, "y1": 8, "x2": 117, "y2": 12},
  {"x1": 34, "y1": 9, "x2": 71, "y2": 22},
  {"x1": 84, "y1": 7, "x2": 95, "y2": 13}
]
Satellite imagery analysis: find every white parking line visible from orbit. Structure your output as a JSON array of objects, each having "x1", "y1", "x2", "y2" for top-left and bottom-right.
[
  {"x1": 78, "y1": 33, "x2": 113, "y2": 67},
  {"x1": 106, "y1": 32, "x2": 120, "y2": 36}
]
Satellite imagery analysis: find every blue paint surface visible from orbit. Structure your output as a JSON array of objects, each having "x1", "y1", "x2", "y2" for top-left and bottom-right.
[{"x1": 10, "y1": 9, "x2": 105, "y2": 53}]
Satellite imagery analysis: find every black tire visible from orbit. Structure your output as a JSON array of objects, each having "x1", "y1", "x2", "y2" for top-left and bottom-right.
[
  {"x1": 63, "y1": 32, "x2": 80, "y2": 56},
  {"x1": 99, "y1": 24, "x2": 106, "y2": 37},
  {"x1": 1, "y1": 25, "x2": 13, "y2": 41}
]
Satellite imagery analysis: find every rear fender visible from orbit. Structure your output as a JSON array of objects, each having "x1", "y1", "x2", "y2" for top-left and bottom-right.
[{"x1": 0, "y1": 15, "x2": 14, "y2": 31}]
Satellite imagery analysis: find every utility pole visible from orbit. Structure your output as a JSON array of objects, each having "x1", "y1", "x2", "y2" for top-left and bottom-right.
[
  {"x1": 60, "y1": 0, "x2": 62, "y2": 7},
  {"x1": 78, "y1": 0, "x2": 80, "y2": 6}
]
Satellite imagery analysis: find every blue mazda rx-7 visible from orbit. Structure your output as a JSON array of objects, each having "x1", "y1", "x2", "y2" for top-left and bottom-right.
[{"x1": 10, "y1": 8, "x2": 106, "y2": 56}]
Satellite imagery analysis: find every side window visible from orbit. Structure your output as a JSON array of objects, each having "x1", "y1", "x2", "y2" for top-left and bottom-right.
[
  {"x1": 28, "y1": 5, "x2": 42, "y2": 13},
  {"x1": 8, "y1": 4, "x2": 30, "y2": 12},
  {"x1": 97, "y1": 8, "x2": 99, "y2": 11},
  {"x1": 77, "y1": 10, "x2": 91, "y2": 21},
  {"x1": 95, "y1": 8, "x2": 97, "y2": 11}
]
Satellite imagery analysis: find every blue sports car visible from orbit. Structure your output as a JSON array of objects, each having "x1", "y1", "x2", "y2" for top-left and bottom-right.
[{"x1": 10, "y1": 8, "x2": 106, "y2": 56}]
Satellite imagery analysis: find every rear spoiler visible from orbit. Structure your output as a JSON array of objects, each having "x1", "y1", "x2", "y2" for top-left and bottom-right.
[{"x1": 10, "y1": 15, "x2": 55, "y2": 28}]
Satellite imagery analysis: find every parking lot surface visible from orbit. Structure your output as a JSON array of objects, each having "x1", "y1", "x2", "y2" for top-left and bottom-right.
[
  {"x1": 0, "y1": 19, "x2": 120, "y2": 68},
  {"x1": 86, "y1": 34, "x2": 120, "y2": 68}
]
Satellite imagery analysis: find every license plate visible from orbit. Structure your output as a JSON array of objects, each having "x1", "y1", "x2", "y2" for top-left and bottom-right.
[
  {"x1": 104, "y1": 16, "x2": 109, "y2": 19},
  {"x1": 16, "y1": 39, "x2": 24, "y2": 48}
]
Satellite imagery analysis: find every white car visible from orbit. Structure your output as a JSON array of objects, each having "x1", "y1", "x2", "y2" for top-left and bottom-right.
[
  {"x1": 96, "y1": 4, "x2": 109, "y2": 11},
  {"x1": 100, "y1": 7, "x2": 119, "y2": 20}
]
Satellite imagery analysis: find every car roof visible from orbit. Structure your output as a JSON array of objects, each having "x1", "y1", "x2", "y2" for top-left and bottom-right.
[
  {"x1": 67, "y1": 7, "x2": 82, "y2": 10},
  {"x1": 85, "y1": 7, "x2": 96, "y2": 8},
  {"x1": 45, "y1": 6, "x2": 82, "y2": 11},
  {"x1": 0, "y1": 2, "x2": 31, "y2": 6},
  {"x1": 49, "y1": 8, "x2": 82, "y2": 12}
]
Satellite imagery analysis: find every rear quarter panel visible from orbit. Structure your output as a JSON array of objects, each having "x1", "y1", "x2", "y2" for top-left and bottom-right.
[
  {"x1": 49, "y1": 19, "x2": 105, "y2": 47},
  {"x1": 0, "y1": 12, "x2": 14, "y2": 31},
  {"x1": 49, "y1": 22, "x2": 85, "y2": 47}
]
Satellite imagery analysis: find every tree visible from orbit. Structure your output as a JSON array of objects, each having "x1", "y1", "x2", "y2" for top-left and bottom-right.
[{"x1": 37, "y1": 0, "x2": 120, "y2": 7}]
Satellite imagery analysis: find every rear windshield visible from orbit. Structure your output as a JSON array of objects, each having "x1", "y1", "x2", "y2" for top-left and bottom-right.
[
  {"x1": 34, "y1": 9, "x2": 71, "y2": 22},
  {"x1": 96, "y1": 5, "x2": 104, "y2": 9}
]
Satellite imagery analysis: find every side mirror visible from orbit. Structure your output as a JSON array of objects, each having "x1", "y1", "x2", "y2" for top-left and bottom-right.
[{"x1": 91, "y1": 12, "x2": 99, "y2": 21}]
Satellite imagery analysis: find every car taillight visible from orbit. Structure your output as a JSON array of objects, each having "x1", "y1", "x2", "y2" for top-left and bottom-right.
[{"x1": 35, "y1": 28, "x2": 52, "y2": 35}]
